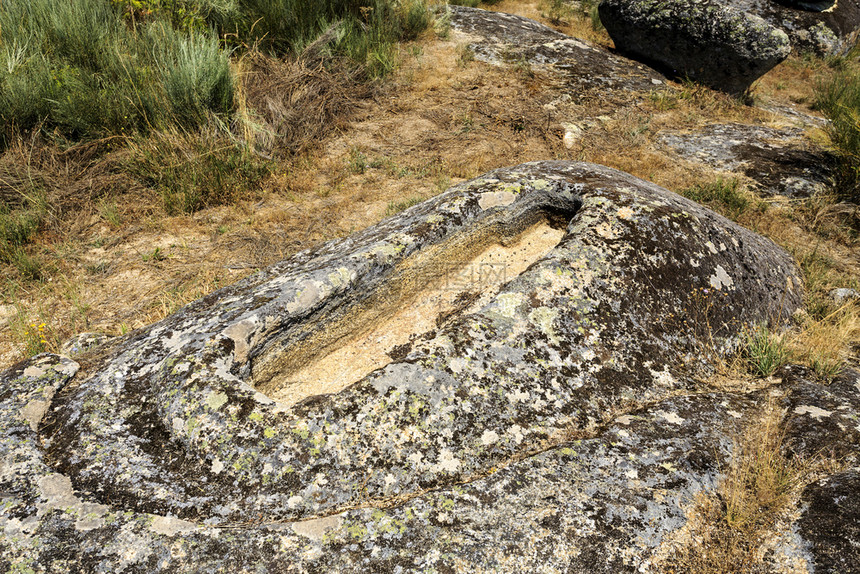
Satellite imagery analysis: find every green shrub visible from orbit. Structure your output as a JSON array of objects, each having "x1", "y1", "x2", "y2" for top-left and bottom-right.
[
  {"x1": 744, "y1": 323, "x2": 788, "y2": 378},
  {"x1": 0, "y1": 0, "x2": 233, "y2": 143},
  {"x1": 1, "y1": 0, "x2": 429, "y2": 144},
  {"x1": 148, "y1": 24, "x2": 235, "y2": 127},
  {"x1": 815, "y1": 69, "x2": 860, "y2": 203}
]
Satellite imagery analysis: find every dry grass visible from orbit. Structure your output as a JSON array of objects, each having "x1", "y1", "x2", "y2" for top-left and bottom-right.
[
  {"x1": 753, "y1": 54, "x2": 833, "y2": 109},
  {"x1": 787, "y1": 302, "x2": 860, "y2": 379},
  {"x1": 658, "y1": 403, "x2": 832, "y2": 573},
  {"x1": 239, "y1": 47, "x2": 373, "y2": 157},
  {"x1": 719, "y1": 190, "x2": 859, "y2": 380}
]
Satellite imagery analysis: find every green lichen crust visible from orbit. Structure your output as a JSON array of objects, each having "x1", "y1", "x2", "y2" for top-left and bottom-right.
[
  {"x1": 1, "y1": 161, "x2": 805, "y2": 571},
  {"x1": 598, "y1": 0, "x2": 791, "y2": 94},
  {"x1": 722, "y1": 0, "x2": 860, "y2": 56}
]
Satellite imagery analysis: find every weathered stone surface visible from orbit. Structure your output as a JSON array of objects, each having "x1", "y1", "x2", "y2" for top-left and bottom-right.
[
  {"x1": 449, "y1": 6, "x2": 667, "y2": 102},
  {"x1": 0, "y1": 354, "x2": 79, "y2": 518},
  {"x1": 0, "y1": 381, "x2": 768, "y2": 572},
  {"x1": 830, "y1": 287, "x2": 860, "y2": 304},
  {"x1": 598, "y1": 0, "x2": 791, "y2": 94},
  {"x1": 732, "y1": 0, "x2": 860, "y2": 55},
  {"x1": 59, "y1": 332, "x2": 113, "y2": 358},
  {"x1": 774, "y1": 367, "x2": 860, "y2": 572},
  {"x1": 1, "y1": 161, "x2": 804, "y2": 571},
  {"x1": 797, "y1": 470, "x2": 860, "y2": 572},
  {"x1": 779, "y1": 365, "x2": 860, "y2": 465},
  {"x1": 660, "y1": 123, "x2": 835, "y2": 198}
]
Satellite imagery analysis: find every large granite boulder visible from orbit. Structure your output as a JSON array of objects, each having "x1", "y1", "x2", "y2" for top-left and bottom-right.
[
  {"x1": 797, "y1": 470, "x2": 860, "y2": 572},
  {"x1": 598, "y1": 0, "x2": 791, "y2": 94},
  {"x1": 777, "y1": 366, "x2": 860, "y2": 571},
  {"x1": 0, "y1": 162, "x2": 805, "y2": 571}
]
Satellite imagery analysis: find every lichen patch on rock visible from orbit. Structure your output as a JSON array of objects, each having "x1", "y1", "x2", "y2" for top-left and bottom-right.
[{"x1": 0, "y1": 161, "x2": 813, "y2": 572}]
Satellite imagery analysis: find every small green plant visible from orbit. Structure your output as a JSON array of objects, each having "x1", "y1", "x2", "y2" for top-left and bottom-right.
[
  {"x1": 797, "y1": 247, "x2": 836, "y2": 319},
  {"x1": 542, "y1": 0, "x2": 574, "y2": 24},
  {"x1": 86, "y1": 261, "x2": 110, "y2": 275},
  {"x1": 680, "y1": 178, "x2": 755, "y2": 221},
  {"x1": 385, "y1": 196, "x2": 423, "y2": 216},
  {"x1": 457, "y1": 112, "x2": 474, "y2": 133},
  {"x1": 574, "y1": 0, "x2": 605, "y2": 32},
  {"x1": 649, "y1": 89, "x2": 679, "y2": 111},
  {"x1": 348, "y1": 147, "x2": 369, "y2": 174},
  {"x1": 98, "y1": 201, "x2": 122, "y2": 227},
  {"x1": 743, "y1": 323, "x2": 788, "y2": 378},
  {"x1": 142, "y1": 246, "x2": 167, "y2": 262},
  {"x1": 811, "y1": 353, "x2": 843, "y2": 379},
  {"x1": 435, "y1": 175, "x2": 451, "y2": 192},
  {"x1": 456, "y1": 43, "x2": 475, "y2": 67},
  {"x1": 433, "y1": 5, "x2": 452, "y2": 39},
  {"x1": 512, "y1": 55, "x2": 535, "y2": 79},
  {"x1": 17, "y1": 318, "x2": 51, "y2": 356},
  {"x1": 9, "y1": 249, "x2": 44, "y2": 280}
]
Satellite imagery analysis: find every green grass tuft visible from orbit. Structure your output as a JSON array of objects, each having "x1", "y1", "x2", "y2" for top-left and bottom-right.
[
  {"x1": 814, "y1": 66, "x2": 860, "y2": 203},
  {"x1": 127, "y1": 130, "x2": 271, "y2": 215},
  {"x1": 385, "y1": 196, "x2": 423, "y2": 216},
  {"x1": 743, "y1": 323, "x2": 788, "y2": 378},
  {"x1": 0, "y1": 185, "x2": 49, "y2": 279},
  {"x1": 680, "y1": 177, "x2": 756, "y2": 221}
]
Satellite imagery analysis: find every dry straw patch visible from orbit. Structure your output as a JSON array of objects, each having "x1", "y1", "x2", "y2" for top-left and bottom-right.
[
  {"x1": 787, "y1": 302, "x2": 860, "y2": 379},
  {"x1": 238, "y1": 40, "x2": 373, "y2": 157},
  {"x1": 657, "y1": 400, "x2": 840, "y2": 573}
]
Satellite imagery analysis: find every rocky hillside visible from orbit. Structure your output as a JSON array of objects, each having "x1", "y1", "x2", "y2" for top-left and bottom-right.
[{"x1": 1, "y1": 1, "x2": 860, "y2": 572}]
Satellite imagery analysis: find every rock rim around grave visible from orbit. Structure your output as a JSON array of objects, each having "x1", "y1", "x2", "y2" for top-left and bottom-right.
[
  {"x1": 598, "y1": 0, "x2": 791, "y2": 94},
  {"x1": 1, "y1": 161, "x2": 804, "y2": 571}
]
